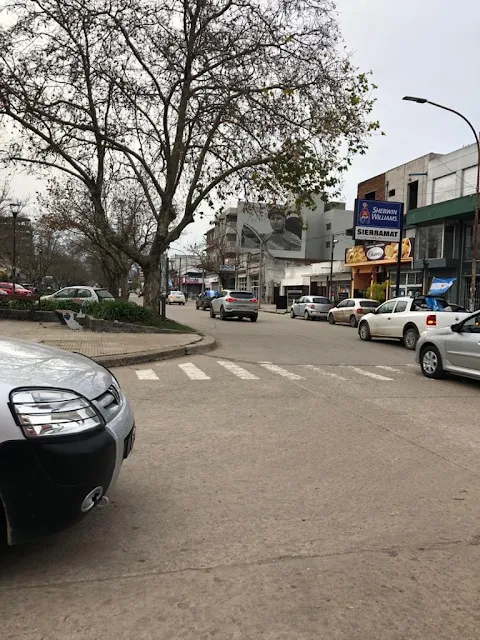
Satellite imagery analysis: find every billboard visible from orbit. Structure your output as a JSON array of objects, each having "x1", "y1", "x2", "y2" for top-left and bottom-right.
[
  {"x1": 238, "y1": 206, "x2": 304, "y2": 259},
  {"x1": 345, "y1": 238, "x2": 412, "y2": 266},
  {"x1": 354, "y1": 199, "x2": 403, "y2": 241}
]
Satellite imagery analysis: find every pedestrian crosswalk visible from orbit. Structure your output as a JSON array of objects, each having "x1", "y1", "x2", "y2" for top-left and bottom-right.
[{"x1": 134, "y1": 359, "x2": 421, "y2": 384}]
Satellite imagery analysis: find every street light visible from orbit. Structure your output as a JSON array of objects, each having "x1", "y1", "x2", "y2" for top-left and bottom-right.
[
  {"x1": 9, "y1": 201, "x2": 21, "y2": 293},
  {"x1": 403, "y1": 96, "x2": 480, "y2": 310},
  {"x1": 328, "y1": 236, "x2": 339, "y2": 301}
]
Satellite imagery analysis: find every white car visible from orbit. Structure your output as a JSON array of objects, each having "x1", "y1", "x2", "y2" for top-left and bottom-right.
[
  {"x1": 167, "y1": 291, "x2": 186, "y2": 305},
  {"x1": 41, "y1": 286, "x2": 115, "y2": 303},
  {"x1": 358, "y1": 295, "x2": 470, "y2": 350}
]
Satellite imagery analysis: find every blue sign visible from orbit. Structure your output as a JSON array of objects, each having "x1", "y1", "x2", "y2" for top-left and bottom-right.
[
  {"x1": 428, "y1": 277, "x2": 456, "y2": 296},
  {"x1": 354, "y1": 199, "x2": 403, "y2": 241}
]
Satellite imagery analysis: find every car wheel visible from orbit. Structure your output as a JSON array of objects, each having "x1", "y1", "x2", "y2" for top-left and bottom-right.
[
  {"x1": 304, "y1": 311, "x2": 310, "y2": 321},
  {"x1": 250, "y1": 314, "x2": 258, "y2": 322},
  {"x1": 420, "y1": 345, "x2": 444, "y2": 379},
  {"x1": 358, "y1": 322, "x2": 371, "y2": 341},
  {"x1": 220, "y1": 306, "x2": 227, "y2": 321},
  {"x1": 328, "y1": 313, "x2": 335, "y2": 325},
  {"x1": 349, "y1": 315, "x2": 358, "y2": 328},
  {"x1": 403, "y1": 326, "x2": 419, "y2": 351},
  {"x1": 210, "y1": 306, "x2": 215, "y2": 318},
  {"x1": 290, "y1": 308, "x2": 296, "y2": 318}
]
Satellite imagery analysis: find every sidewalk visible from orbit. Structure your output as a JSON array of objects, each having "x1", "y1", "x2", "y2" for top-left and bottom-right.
[
  {"x1": 0, "y1": 320, "x2": 215, "y2": 367},
  {"x1": 259, "y1": 304, "x2": 289, "y2": 314}
]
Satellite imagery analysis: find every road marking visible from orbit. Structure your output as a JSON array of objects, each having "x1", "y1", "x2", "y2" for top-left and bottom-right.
[
  {"x1": 375, "y1": 365, "x2": 402, "y2": 373},
  {"x1": 217, "y1": 360, "x2": 259, "y2": 380},
  {"x1": 260, "y1": 363, "x2": 303, "y2": 380},
  {"x1": 343, "y1": 366, "x2": 393, "y2": 381},
  {"x1": 179, "y1": 363, "x2": 211, "y2": 380},
  {"x1": 303, "y1": 365, "x2": 347, "y2": 381},
  {"x1": 136, "y1": 369, "x2": 159, "y2": 381}
]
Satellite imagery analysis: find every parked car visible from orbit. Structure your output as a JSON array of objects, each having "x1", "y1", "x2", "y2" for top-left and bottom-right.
[
  {"x1": 0, "y1": 338, "x2": 135, "y2": 545},
  {"x1": 0, "y1": 282, "x2": 35, "y2": 297},
  {"x1": 167, "y1": 290, "x2": 186, "y2": 305},
  {"x1": 416, "y1": 310, "x2": 480, "y2": 380},
  {"x1": 328, "y1": 298, "x2": 379, "y2": 327},
  {"x1": 196, "y1": 292, "x2": 213, "y2": 310},
  {"x1": 41, "y1": 286, "x2": 115, "y2": 303},
  {"x1": 290, "y1": 295, "x2": 333, "y2": 321},
  {"x1": 210, "y1": 290, "x2": 258, "y2": 322},
  {"x1": 358, "y1": 296, "x2": 470, "y2": 350},
  {"x1": 0, "y1": 288, "x2": 7, "y2": 297}
]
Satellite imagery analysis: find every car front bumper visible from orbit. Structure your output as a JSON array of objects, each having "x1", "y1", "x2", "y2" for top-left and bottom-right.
[{"x1": 0, "y1": 397, "x2": 134, "y2": 545}]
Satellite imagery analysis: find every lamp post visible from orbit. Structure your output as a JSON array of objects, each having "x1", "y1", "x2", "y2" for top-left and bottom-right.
[
  {"x1": 403, "y1": 96, "x2": 480, "y2": 310},
  {"x1": 328, "y1": 235, "x2": 339, "y2": 301},
  {"x1": 9, "y1": 202, "x2": 21, "y2": 293}
]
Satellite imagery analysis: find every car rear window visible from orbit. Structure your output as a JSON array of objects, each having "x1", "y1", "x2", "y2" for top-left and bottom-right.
[
  {"x1": 360, "y1": 301, "x2": 378, "y2": 308},
  {"x1": 95, "y1": 289, "x2": 114, "y2": 299},
  {"x1": 312, "y1": 297, "x2": 329, "y2": 304},
  {"x1": 231, "y1": 291, "x2": 255, "y2": 299}
]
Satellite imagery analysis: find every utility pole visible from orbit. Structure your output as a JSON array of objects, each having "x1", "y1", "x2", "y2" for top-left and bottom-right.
[
  {"x1": 258, "y1": 243, "x2": 263, "y2": 308},
  {"x1": 328, "y1": 234, "x2": 339, "y2": 301},
  {"x1": 9, "y1": 202, "x2": 21, "y2": 292}
]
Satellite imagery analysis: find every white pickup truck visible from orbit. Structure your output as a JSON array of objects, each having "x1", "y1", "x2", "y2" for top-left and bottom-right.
[{"x1": 358, "y1": 296, "x2": 470, "y2": 350}]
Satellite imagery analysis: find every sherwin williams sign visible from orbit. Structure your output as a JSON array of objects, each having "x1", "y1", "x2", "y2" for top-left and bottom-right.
[{"x1": 354, "y1": 199, "x2": 403, "y2": 241}]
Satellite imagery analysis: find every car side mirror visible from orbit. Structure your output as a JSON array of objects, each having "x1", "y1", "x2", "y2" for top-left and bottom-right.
[{"x1": 451, "y1": 322, "x2": 461, "y2": 332}]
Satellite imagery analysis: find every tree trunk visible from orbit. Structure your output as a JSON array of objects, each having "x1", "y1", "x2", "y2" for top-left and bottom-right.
[{"x1": 142, "y1": 264, "x2": 161, "y2": 313}]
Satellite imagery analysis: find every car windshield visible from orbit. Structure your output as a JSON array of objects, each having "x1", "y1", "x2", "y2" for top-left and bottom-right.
[
  {"x1": 95, "y1": 289, "x2": 114, "y2": 299},
  {"x1": 360, "y1": 301, "x2": 378, "y2": 308},
  {"x1": 312, "y1": 297, "x2": 329, "y2": 304},
  {"x1": 230, "y1": 291, "x2": 255, "y2": 299}
]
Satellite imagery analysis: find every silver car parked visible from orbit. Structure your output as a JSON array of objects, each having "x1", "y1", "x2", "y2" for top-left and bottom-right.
[
  {"x1": 290, "y1": 295, "x2": 333, "y2": 321},
  {"x1": 0, "y1": 338, "x2": 135, "y2": 545},
  {"x1": 210, "y1": 290, "x2": 259, "y2": 322},
  {"x1": 416, "y1": 310, "x2": 480, "y2": 380}
]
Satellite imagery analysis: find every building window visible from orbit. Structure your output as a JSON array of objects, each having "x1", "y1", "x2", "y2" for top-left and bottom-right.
[
  {"x1": 408, "y1": 181, "x2": 418, "y2": 210},
  {"x1": 462, "y1": 166, "x2": 478, "y2": 197},
  {"x1": 415, "y1": 224, "x2": 443, "y2": 260},
  {"x1": 444, "y1": 224, "x2": 456, "y2": 259},
  {"x1": 325, "y1": 241, "x2": 330, "y2": 249},
  {"x1": 432, "y1": 173, "x2": 456, "y2": 204},
  {"x1": 237, "y1": 277, "x2": 247, "y2": 291},
  {"x1": 326, "y1": 223, "x2": 331, "y2": 230},
  {"x1": 364, "y1": 191, "x2": 375, "y2": 200},
  {"x1": 388, "y1": 188, "x2": 396, "y2": 197},
  {"x1": 463, "y1": 225, "x2": 480, "y2": 261}
]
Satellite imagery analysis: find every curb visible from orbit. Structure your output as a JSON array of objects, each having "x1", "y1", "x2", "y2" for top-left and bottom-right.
[{"x1": 92, "y1": 335, "x2": 216, "y2": 368}]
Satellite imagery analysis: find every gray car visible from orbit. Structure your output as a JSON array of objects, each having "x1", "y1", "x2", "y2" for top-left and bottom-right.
[
  {"x1": 290, "y1": 295, "x2": 333, "y2": 321},
  {"x1": 210, "y1": 290, "x2": 259, "y2": 322},
  {"x1": 416, "y1": 310, "x2": 480, "y2": 380},
  {"x1": 0, "y1": 338, "x2": 135, "y2": 545},
  {"x1": 328, "y1": 298, "x2": 380, "y2": 328}
]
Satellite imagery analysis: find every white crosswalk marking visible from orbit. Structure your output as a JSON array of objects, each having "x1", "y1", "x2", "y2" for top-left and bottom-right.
[
  {"x1": 217, "y1": 360, "x2": 259, "y2": 379},
  {"x1": 136, "y1": 369, "x2": 159, "y2": 381},
  {"x1": 343, "y1": 366, "x2": 393, "y2": 381},
  {"x1": 375, "y1": 365, "x2": 402, "y2": 373},
  {"x1": 179, "y1": 362, "x2": 211, "y2": 380},
  {"x1": 303, "y1": 365, "x2": 347, "y2": 381},
  {"x1": 260, "y1": 363, "x2": 304, "y2": 380}
]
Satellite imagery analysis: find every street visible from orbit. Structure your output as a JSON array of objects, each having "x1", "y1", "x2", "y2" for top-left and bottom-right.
[{"x1": 2, "y1": 306, "x2": 480, "y2": 639}]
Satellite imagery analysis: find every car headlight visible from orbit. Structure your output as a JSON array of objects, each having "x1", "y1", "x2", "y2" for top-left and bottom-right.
[{"x1": 9, "y1": 388, "x2": 104, "y2": 438}]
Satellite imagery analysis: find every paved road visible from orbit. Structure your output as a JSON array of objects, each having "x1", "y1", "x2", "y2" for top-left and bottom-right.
[{"x1": 2, "y1": 305, "x2": 480, "y2": 639}]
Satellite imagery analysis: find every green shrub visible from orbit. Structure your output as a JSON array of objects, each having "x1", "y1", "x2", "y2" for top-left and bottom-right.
[
  {"x1": 37, "y1": 299, "x2": 81, "y2": 312},
  {"x1": 84, "y1": 300, "x2": 152, "y2": 324},
  {"x1": 365, "y1": 281, "x2": 389, "y2": 303}
]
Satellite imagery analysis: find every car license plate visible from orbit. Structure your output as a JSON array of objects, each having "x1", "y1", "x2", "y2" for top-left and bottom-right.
[{"x1": 123, "y1": 424, "x2": 136, "y2": 459}]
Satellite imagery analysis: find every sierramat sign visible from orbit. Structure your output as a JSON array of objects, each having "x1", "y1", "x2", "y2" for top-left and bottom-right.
[{"x1": 353, "y1": 199, "x2": 403, "y2": 242}]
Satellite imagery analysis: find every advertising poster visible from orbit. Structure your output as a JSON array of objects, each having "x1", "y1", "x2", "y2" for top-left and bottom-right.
[
  {"x1": 353, "y1": 199, "x2": 403, "y2": 241},
  {"x1": 345, "y1": 238, "x2": 412, "y2": 266},
  {"x1": 238, "y1": 207, "x2": 304, "y2": 259}
]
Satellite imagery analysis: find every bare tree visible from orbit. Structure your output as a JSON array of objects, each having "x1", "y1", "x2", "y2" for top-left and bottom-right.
[{"x1": 0, "y1": 0, "x2": 379, "y2": 311}]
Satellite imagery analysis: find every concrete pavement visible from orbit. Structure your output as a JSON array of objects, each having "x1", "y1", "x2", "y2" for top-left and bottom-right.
[{"x1": 2, "y1": 306, "x2": 480, "y2": 639}]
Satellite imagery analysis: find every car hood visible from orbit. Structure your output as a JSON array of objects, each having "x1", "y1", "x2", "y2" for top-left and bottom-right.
[{"x1": 0, "y1": 338, "x2": 112, "y2": 402}]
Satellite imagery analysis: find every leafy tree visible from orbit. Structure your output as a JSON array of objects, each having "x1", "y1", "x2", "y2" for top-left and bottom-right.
[{"x1": 0, "y1": 0, "x2": 379, "y2": 311}]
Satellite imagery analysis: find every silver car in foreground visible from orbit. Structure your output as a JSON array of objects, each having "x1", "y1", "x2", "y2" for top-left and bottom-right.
[
  {"x1": 0, "y1": 339, "x2": 135, "y2": 545},
  {"x1": 290, "y1": 295, "x2": 333, "y2": 321},
  {"x1": 210, "y1": 290, "x2": 259, "y2": 322},
  {"x1": 416, "y1": 310, "x2": 480, "y2": 380}
]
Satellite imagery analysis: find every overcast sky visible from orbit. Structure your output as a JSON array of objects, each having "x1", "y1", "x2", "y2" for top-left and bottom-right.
[{"x1": 6, "y1": 0, "x2": 480, "y2": 250}]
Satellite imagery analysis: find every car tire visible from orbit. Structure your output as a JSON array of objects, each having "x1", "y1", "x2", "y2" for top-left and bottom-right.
[
  {"x1": 220, "y1": 306, "x2": 227, "y2": 321},
  {"x1": 250, "y1": 315, "x2": 258, "y2": 322},
  {"x1": 403, "y1": 326, "x2": 419, "y2": 351},
  {"x1": 304, "y1": 311, "x2": 310, "y2": 321},
  {"x1": 182, "y1": 302, "x2": 185, "y2": 306},
  {"x1": 349, "y1": 315, "x2": 358, "y2": 328},
  {"x1": 328, "y1": 313, "x2": 335, "y2": 325},
  {"x1": 358, "y1": 321, "x2": 371, "y2": 341},
  {"x1": 290, "y1": 308, "x2": 296, "y2": 318},
  {"x1": 210, "y1": 306, "x2": 215, "y2": 318},
  {"x1": 420, "y1": 345, "x2": 444, "y2": 379}
]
